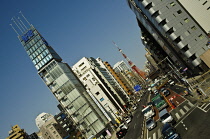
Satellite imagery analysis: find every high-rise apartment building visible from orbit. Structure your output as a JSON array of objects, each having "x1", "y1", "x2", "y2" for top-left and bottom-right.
[
  {"x1": 127, "y1": 0, "x2": 210, "y2": 77},
  {"x1": 12, "y1": 16, "x2": 111, "y2": 138},
  {"x1": 6, "y1": 125, "x2": 29, "y2": 139},
  {"x1": 72, "y1": 57, "x2": 127, "y2": 121}
]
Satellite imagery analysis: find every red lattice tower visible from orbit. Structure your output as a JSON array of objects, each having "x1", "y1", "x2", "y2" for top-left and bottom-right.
[{"x1": 113, "y1": 41, "x2": 147, "y2": 80}]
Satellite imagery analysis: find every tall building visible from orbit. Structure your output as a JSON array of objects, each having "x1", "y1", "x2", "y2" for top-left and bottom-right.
[
  {"x1": 127, "y1": 0, "x2": 210, "y2": 77},
  {"x1": 72, "y1": 57, "x2": 127, "y2": 122},
  {"x1": 7, "y1": 125, "x2": 29, "y2": 139},
  {"x1": 11, "y1": 15, "x2": 111, "y2": 138}
]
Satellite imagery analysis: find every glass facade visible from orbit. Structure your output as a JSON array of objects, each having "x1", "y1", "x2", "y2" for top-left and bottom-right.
[{"x1": 18, "y1": 25, "x2": 62, "y2": 71}]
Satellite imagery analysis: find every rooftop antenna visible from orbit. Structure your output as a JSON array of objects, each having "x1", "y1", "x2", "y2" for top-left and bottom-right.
[
  {"x1": 10, "y1": 24, "x2": 20, "y2": 36},
  {"x1": 14, "y1": 16, "x2": 25, "y2": 32},
  {"x1": 19, "y1": 11, "x2": 31, "y2": 26},
  {"x1": 11, "y1": 17, "x2": 23, "y2": 33},
  {"x1": 18, "y1": 16, "x2": 27, "y2": 30}
]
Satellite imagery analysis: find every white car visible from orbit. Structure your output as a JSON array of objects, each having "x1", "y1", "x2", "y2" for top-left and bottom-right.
[
  {"x1": 119, "y1": 123, "x2": 128, "y2": 130},
  {"x1": 132, "y1": 105, "x2": 137, "y2": 110},
  {"x1": 125, "y1": 117, "x2": 132, "y2": 124},
  {"x1": 142, "y1": 105, "x2": 155, "y2": 119}
]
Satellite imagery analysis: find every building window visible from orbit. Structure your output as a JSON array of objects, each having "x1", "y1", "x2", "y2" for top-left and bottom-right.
[
  {"x1": 203, "y1": 1, "x2": 207, "y2": 5},
  {"x1": 78, "y1": 62, "x2": 84, "y2": 67},
  {"x1": 184, "y1": 18, "x2": 189, "y2": 23},
  {"x1": 177, "y1": 10, "x2": 182, "y2": 14},
  {"x1": 100, "y1": 97, "x2": 104, "y2": 102},
  {"x1": 191, "y1": 26, "x2": 197, "y2": 30},
  {"x1": 182, "y1": 45, "x2": 189, "y2": 52},
  {"x1": 174, "y1": 36, "x2": 182, "y2": 43},
  {"x1": 170, "y1": 2, "x2": 176, "y2": 7},
  {"x1": 151, "y1": 10, "x2": 160, "y2": 18},
  {"x1": 199, "y1": 34, "x2": 204, "y2": 40},
  {"x1": 145, "y1": 2, "x2": 153, "y2": 10},
  {"x1": 159, "y1": 19, "x2": 167, "y2": 26},
  {"x1": 95, "y1": 92, "x2": 100, "y2": 95},
  {"x1": 189, "y1": 54, "x2": 197, "y2": 61},
  {"x1": 166, "y1": 27, "x2": 175, "y2": 35},
  {"x1": 184, "y1": 31, "x2": 190, "y2": 36},
  {"x1": 207, "y1": 7, "x2": 210, "y2": 10}
]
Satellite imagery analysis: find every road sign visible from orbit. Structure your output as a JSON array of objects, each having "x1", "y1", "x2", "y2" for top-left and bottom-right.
[{"x1": 134, "y1": 85, "x2": 141, "y2": 91}]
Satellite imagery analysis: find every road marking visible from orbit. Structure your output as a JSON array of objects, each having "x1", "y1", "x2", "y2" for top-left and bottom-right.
[
  {"x1": 157, "y1": 128, "x2": 161, "y2": 139},
  {"x1": 188, "y1": 101, "x2": 194, "y2": 107},
  {"x1": 204, "y1": 103, "x2": 210, "y2": 111},
  {"x1": 200, "y1": 103, "x2": 206, "y2": 109},
  {"x1": 183, "y1": 105, "x2": 190, "y2": 111},
  {"x1": 153, "y1": 132, "x2": 156, "y2": 139},
  {"x1": 180, "y1": 109, "x2": 186, "y2": 116},
  {"x1": 134, "y1": 123, "x2": 136, "y2": 129},
  {"x1": 175, "y1": 113, "x2": 181, "y2": 120}
]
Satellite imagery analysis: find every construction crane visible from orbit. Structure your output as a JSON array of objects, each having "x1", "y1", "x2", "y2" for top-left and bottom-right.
[{"x1": 113, "y1": 41, "x2": 147, "y2": 80}]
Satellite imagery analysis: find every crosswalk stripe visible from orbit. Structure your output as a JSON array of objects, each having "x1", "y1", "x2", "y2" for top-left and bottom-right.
[
  {"x1": 175, "y1": 113, "x2": 181, "y2": 120},
  {"x1": 188, "y1": 101, "x2": 194, "y2": 107},
  {"x1": 200, "y1": 103, "x2": 206, "y2": 109},
  {"x1": 180, "y1": 109, "x2": 186, "y2": 116},
  {"x1": 157, "y1": 128, "x2": 161, "y2": 139},
  {"x1": 153, "y1": 132, "x2": 156, "y2": 139},
  {"x1": 183, "y1": 105, "x2": 190, "y2": 111},
  {"x1": 203, "y1": 103, "x2": 210, "y2": 111}
]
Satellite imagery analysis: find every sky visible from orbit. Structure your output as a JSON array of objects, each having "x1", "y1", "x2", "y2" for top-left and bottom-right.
[{"x1": 0, "y1": 0, "x2": 147, "y2": 138}]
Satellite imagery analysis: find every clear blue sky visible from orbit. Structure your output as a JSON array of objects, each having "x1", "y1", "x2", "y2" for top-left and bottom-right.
[{"x1": 0, "y1": 0, "x2": 146, "y2": 138}]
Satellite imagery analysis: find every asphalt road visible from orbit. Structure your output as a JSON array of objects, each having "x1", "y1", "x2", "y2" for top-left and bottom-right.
[{"x1": 122, "y1": 92, "x2": 149, "y2": 139}]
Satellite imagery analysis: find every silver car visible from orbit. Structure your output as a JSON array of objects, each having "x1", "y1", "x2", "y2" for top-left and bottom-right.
[{"x1": 146, "y1": 118, "x2": 156, "y2": 131}]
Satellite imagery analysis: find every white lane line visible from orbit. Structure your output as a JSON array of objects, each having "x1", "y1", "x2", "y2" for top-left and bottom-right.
[
  {"x1": 175, "y1": 113, "x2": 181, "y2": 120},
  {"x1": 180, "y1": 109, "x2": 186, "y2": 116},
  {"x1": 153, "y1": 132, "x2": 156, "y2": 139},
  {"x1": 157, "y1": 128, "x2": 161, "y2": 139},
  {"x1": 183, "y1": 105, "x2": 189, "y2": 111}
]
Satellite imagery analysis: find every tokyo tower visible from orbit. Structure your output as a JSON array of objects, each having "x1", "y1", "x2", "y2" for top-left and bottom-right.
[{"x1": 113, "y1": 41, "x2": 147, "y2": 80}]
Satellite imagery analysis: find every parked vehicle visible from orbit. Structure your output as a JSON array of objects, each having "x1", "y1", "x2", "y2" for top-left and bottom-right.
[
  {"x1": 159, "y1": 108, "x2": 174, "y2": 124},
  {"x1": 124, "y1": 116, "x2": 132, "y2": 124},
  {"x1": 163, "y1": 89, "x2": 170, "y2": 96},
  {"x1": 161, "y1": 123, "x2": 181, "y2": 139},
  {"x1": 152, "y1": 94, "x2": 168, "y2": 111},
  {"x1": 142, "y1": 105, "x2": 155, "y2": 119},
  {"x1": 119, "y1": 123, "x2": 128, "y2": 130},
  {"x1": 146, "y1": 118, "x2": 156, "y2": 131},
  {"x1": 168, "y1": 80, "x2": 175, "y2": 86},
  {"x1": 116, "y1": 128, "x2": 127, "y2": 138}
]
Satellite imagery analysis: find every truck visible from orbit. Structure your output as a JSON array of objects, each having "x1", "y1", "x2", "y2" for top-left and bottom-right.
[{"x1": 151, "y1": 94, "x2": 168, "y2": 111}]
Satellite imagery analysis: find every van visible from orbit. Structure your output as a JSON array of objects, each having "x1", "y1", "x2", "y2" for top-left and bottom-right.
[{"x1": 159, "y1": 109, "x2": 174, "y2": 124}]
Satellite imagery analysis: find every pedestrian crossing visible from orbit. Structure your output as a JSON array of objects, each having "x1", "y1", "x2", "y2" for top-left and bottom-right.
[
  {"x1": 197, "y1": 102, "x2": 210, "y2": 112},
  {"x1": 147, "y1": 101, "x2": 194, "y2": 139}
]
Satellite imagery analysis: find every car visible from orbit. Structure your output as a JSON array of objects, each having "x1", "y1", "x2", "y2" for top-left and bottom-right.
[
  {"x1": 116, "y1": 128, "x2": 127, "y2": 138},
  {"x1": 137, "y1": 98, "x2": 141, "y2": 102},
  {"x1": 142, "y1": 105, "x2": 155, "y2": 119},
  {"x1": 154, "y1": 89, "x2": 159, "y2": 95},
  {"x1": 124, "y1": 117, "x2": 132, "y2": 124},
  {"x1": 168, "y1": 80, "x2": 175, "y2": 86},
  {"x1": 119, "y1": 123, "x2": 128, "y2": 130},
  {"x1": 152, "y1": 94, "x2": 168, "y2": 111},
  {"x1": 163, "y1": 89, "x2": 170, "y2": 96},
  {"x1": 146, "y1": 118, "x2": 156, "y2": 131},
  {"x1": 161, "y1": 123, "x2": 181, "y2": 139},
  {"x1": 132, "y1": 105, "x2": 137, "y2": 110},
  {"x1": 159, "y1": 109, "x2": 174, "y2": 124}
]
